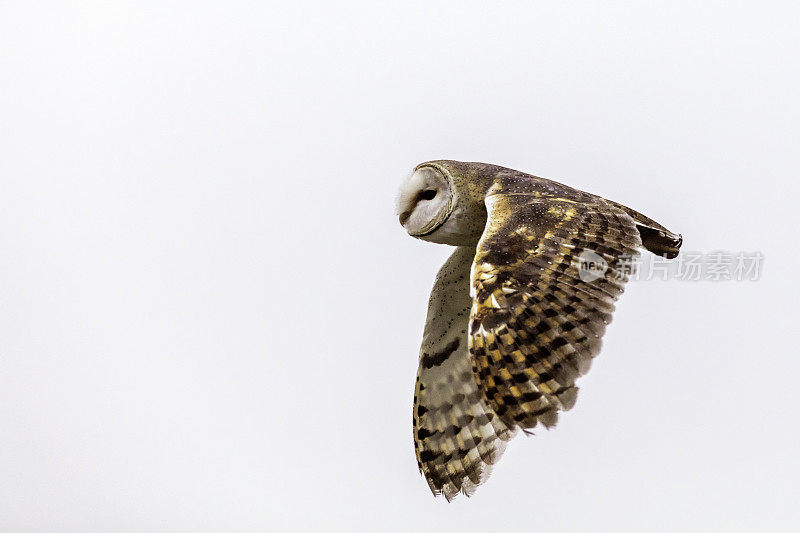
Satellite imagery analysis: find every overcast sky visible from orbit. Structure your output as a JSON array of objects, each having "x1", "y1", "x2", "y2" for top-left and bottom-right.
[{"x1": 2, "y1": 2, "x2": 799, "y2": 531}]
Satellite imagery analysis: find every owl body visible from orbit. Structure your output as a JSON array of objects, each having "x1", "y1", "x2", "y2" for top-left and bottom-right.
[{"x1": 398, "y1": 161, "x2": 682, "y2": 500}]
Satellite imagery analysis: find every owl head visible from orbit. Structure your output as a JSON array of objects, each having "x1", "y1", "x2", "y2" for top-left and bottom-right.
[{"x1": 396, "y1": 161, "x2": 489, "y2": 246}]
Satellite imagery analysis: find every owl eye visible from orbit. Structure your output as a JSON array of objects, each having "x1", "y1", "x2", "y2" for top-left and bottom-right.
[{"x1": 420, "y1": 189, "x2": 437, "y2": 201}]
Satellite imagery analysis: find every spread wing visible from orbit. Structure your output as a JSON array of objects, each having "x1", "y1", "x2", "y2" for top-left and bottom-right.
[
  {"x1": 413, "y1": 246, "x2": 516, "y2": 500},
  {"x1": 469, "y1": 193, "x2": 642, "y2": 430}
]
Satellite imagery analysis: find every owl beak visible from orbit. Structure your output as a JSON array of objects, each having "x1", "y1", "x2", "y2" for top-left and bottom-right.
[{"x1": 398, "y1": 210, "x2": 411, "y2": 226}]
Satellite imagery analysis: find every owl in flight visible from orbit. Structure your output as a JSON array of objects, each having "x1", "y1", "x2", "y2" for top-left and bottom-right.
[{"x1": 397, "y1": 160, "x2": 682, "y2": 500}]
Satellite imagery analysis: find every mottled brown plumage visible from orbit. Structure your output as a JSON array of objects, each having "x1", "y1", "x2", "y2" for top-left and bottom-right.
[{"x1": 397, "y1": 161, "x2": 682, "y2": 500}]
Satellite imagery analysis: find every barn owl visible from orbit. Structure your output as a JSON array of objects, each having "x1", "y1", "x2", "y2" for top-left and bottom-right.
[{"x1": 397, "y1": 160, "x2": 682, "y2": 500}]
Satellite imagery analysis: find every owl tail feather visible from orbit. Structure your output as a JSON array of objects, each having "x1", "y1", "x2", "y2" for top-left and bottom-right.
[
  {"x1": 607, "y1": 200, "x2": 683, "y2": 259},
  {"x1": 637, "y1": 225, "x2": 682, "y2": 259}
]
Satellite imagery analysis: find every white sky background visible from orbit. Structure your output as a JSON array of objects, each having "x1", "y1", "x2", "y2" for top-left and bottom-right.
[{"x1": 1, "y1": 2, "x2": 799, "y2": 531}]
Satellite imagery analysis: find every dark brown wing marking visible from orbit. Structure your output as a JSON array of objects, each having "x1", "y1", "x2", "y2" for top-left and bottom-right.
[
  {"x1": 413, "y1": 246, "x2": 516, "y2": 500},
  {"x1": 469, "y1": 194, "x2": 642, "y2": 430}
]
